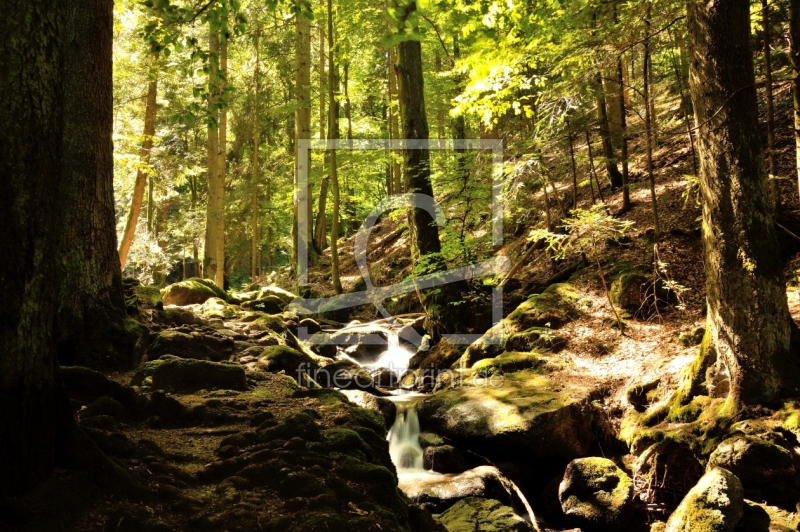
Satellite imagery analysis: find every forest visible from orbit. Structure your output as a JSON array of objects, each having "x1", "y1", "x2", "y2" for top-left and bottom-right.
[{"x1": 5, "y1": 0, "x2": 800, "y2": 530}]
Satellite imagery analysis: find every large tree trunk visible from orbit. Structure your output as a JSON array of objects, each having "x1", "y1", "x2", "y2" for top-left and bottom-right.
[
  {"x1": 687, "y1": 0, "x2": 796, "y2": 405},
  {"x1": 251, "y1": 29, "x2": 261, "y2": 280},
  {"x1": 294, "y1": 3, "x2": 312, "y2": 279},
  {"x1": 217, "y1": 34, "x2": 228, "y2": 287},
  {"x1": 205, "y1": 27, "x2": 222, "y2": 286},
  {"x1": 762, "y1": 0, "x2": 779, "y2": 211},
  {"x1": 594, "y1": 71, "x2": 623, "y2": 189},
  {"x1": 0, "y1": 0, "x2": 74, "y2": 496},
  {"x1": 388, "y1": 42, "x2": 402, "y2": 194},
  {"x1": 56, "y1": 0, "x2": 138, "y2": 369},
  {"x1": 119, "y1": 71, "x2": 158, "y2": 269},
  {"x1": 328, "y1": 0, "x2": 342, "y2": 293}
]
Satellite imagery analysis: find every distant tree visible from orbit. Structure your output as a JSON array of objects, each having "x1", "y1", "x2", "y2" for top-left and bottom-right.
[{"x1": 686, "y1": 0, "x2": 798, "y2": 405}]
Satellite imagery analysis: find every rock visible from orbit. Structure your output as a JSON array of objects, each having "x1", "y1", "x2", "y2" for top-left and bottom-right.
[
  {"x1": 259, "y1": 285, "x2": 297, "y2": 304},
  {"x1": 314, "y1": 359, "x2": 375, "y2": 390},
  {"x1": 610, "y1": 272, "x2": 649, "y2": 310},
  {"x1": 627, "y1": 378, "x2": 661, "y2": 411},
  {"x1": 417, "y1": 372, "x2": 606, "y2": 460},
  {"x1": 506, "y1": 283, "x2": 581, "y2": 330},
  {"x1": 329, "y1": 325, "x2": 391, "y2": 364},
  {"x1": 407, "y1": 504, "x2": 448, "y2": 532},
  {"x1": 679, "y1": 327, "x2": 705, "y2": 347},
  {"x1": 230, "y1": 289, "x2": 260, "y2": 303},
  {"x1": 736, "y1": 500, "x2": 800, "y2": 532},
  {"x1": 242, "y1": 295, "x2": 285, "y2": 314},
  {"x1": 423, "y1": 445, "x2": 470, "y2": 473},
  {"x1": 634, "y1": 440, "x2": 704, "y2": 509},
  {"x1": 458, "y1": 324, "x2": 505, "y2": 368},
  {"x1": 146, "y1": 330, "x2": 235, "y2": 362},
  {"x1": 133, "y1": 356, "x2": 247, "y2": 393},
  {"x1": 708, "y1": 436, "x2": 796, "y2": 488},
  {"x1": 162, "y1": 277, "x2": 228, "y2": 306},
  {"x1": 472, "y1": 351, "x2": 547, "y2": 375},
  {"x1": 61, "y1": 366, "x2": 139, "y2": 411},
  {"x1": 297, "y1": 318, "x2": 322, "y2": 336},
  {"x1": 80, "y1": 396, "x2": 125, "y2": 421},
  {"x1": 257, "y1": 345, "x2": 319, "y2": 378},
  {"x1": 559, "y1": 457, "x2": 633, "y2": 531},
  {"x1": 664, "y1": 467, "x2": 744, "y2": 532},
  {"x1": 437, "y1": 498, "x2": 534, "y2": 532},
  {"x1": 200, "y1": 297, "x2": 238, "y2": 319},
  {"x1": 133, "y1": 284, "x2": 163, "y2": 309},
  {"x1": 505, "y1": 326, "x2": 567, "y2": 352},
  {"x1": 419, "y1": 432, "x2": 446, "y2": 448},
  {"x1": 401, "y1": 466, "x2": 515, "y2": 512}
]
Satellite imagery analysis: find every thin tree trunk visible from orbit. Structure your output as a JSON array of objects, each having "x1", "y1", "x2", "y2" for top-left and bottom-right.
[
  {"x1": 617, "y1": 56, "x2": 631, "y2": 212},
  {"x1": 586, "y1": 130, "x2": 605, "y2": 203},
  {"x1": 687, "y1": 0, "x2": 795, "y2": 405},
  {"x1": 344, "y1": 60, "x2": 353, "y2": 147},
  {"x1": 293, "y1": 1, "x2": 313, "y2": 279},
  {"x1": 0, "y1": 0, "x2": 74, "y2": 495},
  {"x1": 644, "y1": 3, "x2": 660, "y2": 241},
  {"x1": 567, "y1": 119, "x2": 579, "y2": 210},
  {"x1": 763, "y1": 0, "x2": 779, "y2": 211},
  {"x1": 791, "y1": 0, "x2": 800, "y2": 198},
  {"x1": 119, "y1": 72, "x2": 157, "y2": 269},
  {"x1": 668, "y1": 27, "x2": 698, "y2": 175},
  {"x1": 319, "y1": 0, "x2": 326, "y2": 141},
  {"x1": 595, "y1": 71, "x2": 623, "y2": 188},
  {"x1": 217, "y1": 33, "x2": 228, "y2": 287},
  {"x1": 388, "y1": 43, "x2": 402, "y2": 193},
  {"x1": 328, "y1": 0, "x2": 342, "y2": 294},
  {"x1": 204, "y1": 27, "x2": 221, "y2": 286},
  {"x1": 251, "y1": 29, "x2": 261, "y2": 280},
  {"x1": 436, "y1": 51, "x2": 445, "y2": 148}
]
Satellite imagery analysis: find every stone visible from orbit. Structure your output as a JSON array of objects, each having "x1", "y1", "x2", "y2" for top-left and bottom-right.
[
  {"x1": 736, "y1": 500, "x2": 800, "y2": 532},
  {"x1": 418, "y1": 432, "x2": 446, "y2": 448},
  {"x1": 257, "y1": 345, "x2": 319, "y2": 378},
  {"x1": 506, "y1": 283, "x2": 581, "y2": 330},
  {"x1": 328, "y1": 325, "x2": 391, "y2": 364},
  {"x1": 472, "y1": 351, "x2": 546, "y2": 375},
  {"x1": 417, "y1": 371, "x2": 606, "y2": 460},
  {"x1": 241, "y1": 295, "x2": 285, "y2": 314},
  {"x1": 664, "y1": 467, "x2": 744, "y2": 532},
  {"x1": 297, "y1": 318, "x2": 322, "y2": 335},
  {"x1": 80, "y1": 396, "x2": 125, "y2": 421},
  {"x1": 708, "y1": 436, "x2": 796, "y2": 488},
  {"x1": 559, "y1": 457, "x2": 633, "y2": 531},
  {"x1": 610, "y1": 272, "x2": 649, "y2": 310},
  {"x1": 200, "y1": 297, "x2": 238, "y2": 319},
  {"x1": 438, "y1": 498, "x2": 534, "y2": 532},
  {"x1": 634, "y1": 440, "x2": 704, "y2": 510},
  {"x1": 423, "y1": 445, "x2": 470, "y2": 474},
  {"x1": 146, "y1": 329, "x2": 235, "y2": 362},
  {"x1": 259, "y1": 285, "x2": 297, "y2": 304},
  {"x1": 132, "y1": 356, "x2": 247, "y2": 393},
  {"x1": 505, "y1": 326, "x2": 567, "y2": 353},
  {"x1": 61, "y1": 366, "x2": 139, "y2": 411},
  {"x1": 679, "y1": 327, "x2": 705, "y2": 348},
  {"x1": 162, "y1": 277, "x2": 227, "y2": 306},
  {"x1": 401, "y1": 466, "x2": 515, "y2": 513}
]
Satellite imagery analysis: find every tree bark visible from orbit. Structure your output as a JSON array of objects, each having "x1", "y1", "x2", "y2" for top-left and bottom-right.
[
  {"x1": 594, "y1": 71, "x2": 623, "y2": 189},
  {"x1": 217, "y1": 33, "x2": 228, "y2": 287},
  {"x1": 251, "y1": 29, "x2": 261, "y2": 280},
  {"x1": 617, "y1": 56, "x2": 631, "y2": 212},
  {"x1": 643, "y1": 3, "x2": 660, "y2": 241},
  {"x1": 388, "y1": 43, "x2": 402, "y2": 194},
  {"x1": 0, "y1": 0, "x2": 74, "y2": 496},
  {"x1": 687, "y1": 0, "x2": 796, "y2": 404},
  {"x1": 57, "y1": 0, "x2": 137, "y2": 369},
  {"x1": 119, "y1": 70, "x2": 158, "y2": 269},
  {"x1": 328, "y1": 0, "x2": 342, "y2": 293},
  {"x1": 791, "y1": 0, "x2": 800, "y2": 198},
  {"x1": 204, "y1": 27, "x2": 222, "y2": 286},
  {"x1": 762, "y1": 0, "x2": 779, "y2": 211},
  {"x1": 294, "y1": 2, "x2": 313, "y2": 279}
]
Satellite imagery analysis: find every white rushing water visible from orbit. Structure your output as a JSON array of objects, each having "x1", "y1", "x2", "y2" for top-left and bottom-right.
[
  {"x1": 369, "y1": 331, "x2": 413, "y2": 374},
  {"x1": 387, "y1": 394, "x2": 426, "y2": 471}
]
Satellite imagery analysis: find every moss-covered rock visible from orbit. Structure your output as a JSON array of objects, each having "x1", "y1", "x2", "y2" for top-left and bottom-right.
[
  {"x1": 736, "y1": 500, "x2": 800, "y2": 532},
  {"x1": 132, "y1": 355, "x2": 247, "y2": 393},
  {"x1": 665, "y1": 467, "x2": 744, "y2": 532},
  {"x1": 200, "y1": 297, "x2": 238, "y2": 319},
  {"x1": 242, "y1": 295, "x2": 285, "y2": 314},
  {"x1": 401, "y1": 466, "x2": 514, "y2": 513},
  {"x1": 61, "y1": 366, "x2": 139, "y2": 411},
  {"x1": 559, "y1": 457, "x2": 633, "y2": 531},
  {"x1": 258, "y1": 345, "x2": 319, "y2": 377},
  {"x1": 133, "y1": 284, "x2": 163, "y2": 309},
  {"x1": 259, "y1": 285, "x2": 297, "y2": 304},
  {"x1": 505, "y1": 326, "x2": 567, "y2": 352},
  {"x1": 417, "y1": 371, "x2": 608, "y2": 459},
  {"x1": 472, "y1": 351, "x2": 546, "y2": 375},
  {"x1": 507, "y1": 282, "x2": 581, "y2": 330},
  {"x1": 634, "y1": 440, "x2": 704, "y2": 510},
  {"x1": 162, "y1": 277, "x2": 228, "y2": 306},
  {"x1": 147, "y1": 330, "x2": 235, "y2": 361},
  {"x1": 708, "y1": 436, "x2": 795, "y2": 488},
  {"x1": 610, "y1": 272, "x2": 649, "y2": 310},
  {"x1": 437, "y1": 498, "x2": 534, "y2": 532},
  {"x1": 422, "y1": 444, "x2": 470, "y2": 473}
]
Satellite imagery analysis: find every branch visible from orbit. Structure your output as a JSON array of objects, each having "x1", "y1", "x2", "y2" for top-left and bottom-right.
[{"x1": 419, "y1": 13, "x2": 452, "y2": 64}]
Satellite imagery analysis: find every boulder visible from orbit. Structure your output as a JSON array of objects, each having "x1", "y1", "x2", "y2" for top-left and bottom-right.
[
  {"x1": 80, "y1": 396, "x2": 125, "y2": 421},
  {"x1": 505, "y1": 326, "x2": 567, "y2": 352},
  {"x1": 297, "y1": 318, "x2": 322, "y2": 336},
  {"x1": 736, "y1": 500, "x2": 800, "y2": 532},
  {"x1": 259, "y1": 285, "x2": 297, "y2": 304},
  {"x1": 241, "y1": 295, "x2": 285, "y2": 314},
  {"x1": 423, "y1": 445, "x2": 470, "y2": 474},
  {"x1": 472, "y1": 351, "x2": 546, "y2": 375},
  {"x1": 61, "y1": 366, "x2": 139, "y2": 410},
  {"x1": 315, "y1": 359, "x2": 374, "y2": 390},
  {"x1": 559, "y1": 457, "x2": 633, "y2": 531},
  {"x1": 257, "y1": 345, "x2": 319, "y2": 379},
  {"x1": 329, "y1": 325, "x2": 391, "y2": 364},
  {"x1": 634, "y1": 440, "x2": 704, "y2": 509},
  {"x1": 200, "y1": 297, "x2": 237, "y2": 319},
  {"x1": 147, "y1": 330, "x2": 235, "y2": 362},
  {"x1": 665, "y1": 467, "x2": 744, "y2": 532},
  {"x1": 506, "y1": 283, "x2": 581, "y2": 330},
  {"x1": 162, "y1": 277, "x2": 227, "y2": 306},
  {"x1": 437, "y1": 498, "x2": 534, "y2": 532},
  {"x1": 708, "y1": 436, "x2": 796, "y2": 488},
  {"x1": 400, "y1": 465, "x2": 515, "y2": 512},
  {"x1": 132, "y1": 356, "x2": 247, "y2": 393},
  {"x1": 610, "y1": 272, "x2": 649, "y2": 310},
  {"x1": 417, "y1": 372, "x2": 605, "y2": 460},
  {"x1": 340, "y1": 389, "x2": 396, "y2": 428}
]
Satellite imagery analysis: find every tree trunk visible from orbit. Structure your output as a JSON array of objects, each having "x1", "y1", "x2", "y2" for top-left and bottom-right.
[
  {"x1": 319, "y1": 0, "x2": 326, "y2": 141},
  {"x1": 294, "y1": 2, "x2": 312, "y2": 279},
  {"x1": 119, "y1": 72, "x2": 158, "y2": 269},
  {"x1": 594, "y1": 72, "x2": 623, "y2": 189},
  {"x1": 617, "y1": 56, "x2": 631, "y2": 212},
  {"x1": 388, "y1": 43, "x2": 402, "y2": 194},
  {"x1": 643, "y1": 3, "x2": 660, "y2": 241},
  {"x1": 567, "y1": 119, "x2": 579, "y2": 210},
  {"x1": 687, "y1": 0, "x2": 796, "y2": 405},
  {"x1": 57, "y1": 0, "x2": 138, "y2": 369},
  {"x1": 762, "y1": 0, "x2": 779, "y2": 211},
  {"x1": 204, "y1": 27, "x2": 222, "y2": 286},
  {"x1": 586, "y1": 130, "x2": 605, "y2": 203},
  {"x1": 0, "y1": 0, "x2": 74, "y2": 496},
  {"x1": 791, "y1": 0, "x2": 800, "y2": 199},
  {"x1": 251, "y1": 29, "x2": 261, "y2": 280},
  {"x1": 217, "y1": 33, "x2": 228, "y2": 287},
  {"x1": 328, "y1": 0, "x2": 342, "y2": 293}
]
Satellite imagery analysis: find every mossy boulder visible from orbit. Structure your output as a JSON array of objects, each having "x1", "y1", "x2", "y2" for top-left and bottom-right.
[
  {"x1": 162, "y1": 277, "x2": 228, "y2": 306},
  {"x1": 472, "y1": 351, "x2": 546, "y2": 375},
  {"x1": 634, "y1": 440, "x2": 704, "y2": 509},
  {"x1": 506, "y1": 282, "x2": 581, "y2": 330},
  {"x1": 417, "y1": 371, "x2": 607, "y2": 460},
  {"x1": 200, "y1": 297, "x2": 238, "y2": 319},
  {"x1": 328, "y1": 325, "x2": 391, "y2": 364},
  {"x1": 664, "y1": 467, "x2": 744, "y2": 532},
  {"x1": 422, "y1": 444, "x2": 470, "y2": 473},
  {"x1": 610, "y1": 272, "x2": 649, "y2": 310},
  {"x1": 736, "y1": 500, "x2": 800, "y2": 532},
  {"x1": 340, "y1": 390, "x2": 397, "y2": 429},
  {"x1": 559, "y1": 457, "x2": 633, "y2": 531},
  {"x1": 257, "y1": 345, "x2": 319, "y2": 377},
  {"x1": 438, "y1": 498, "x2": 534, "y2": 532},
  {"x1": 61, "y1": 366, "x2": 139, "y2": 411},
  {"x1": 708, "y1": 436, "x2": 795, "y2": 488},
  {"x1": 259, "y1": 285, "x2": 297, "y2": 304},
  {"x1": 505, "y1": 326, "x2": 566, "y2": 352},
  {"x1": 147, "y1": 330, "x2": 235, "y2": 361},
  {"x1": 242, "y1": 295, "x2": 285, "y2": 314},
  {"x1": 132, "y1": 356, "x2": 247, "y2": 393},
  {"x1": 133, "y1": 284, "x2": 163, "y2": 309}
]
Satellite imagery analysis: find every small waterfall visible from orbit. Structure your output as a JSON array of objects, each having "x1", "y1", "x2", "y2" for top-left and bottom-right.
[
  {"x1": 370, "y1": 331, "x2": 413, "y2": 373},
  {"x1": 387, "y1": 395, "x2": 425, "y2": 471}
]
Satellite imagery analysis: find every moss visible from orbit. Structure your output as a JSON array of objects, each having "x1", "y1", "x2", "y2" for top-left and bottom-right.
[
  {"x1": 507, "y1": 283, "x2": 581, "y2": 330},
  {"x1": 258, "y1": 345, "x2": 318, "y2": 376},
  {"x1": 201, "y1": 297, "x2": 237, "y2": 319},
  {"x1": 248, "y1": 315, "x2": 287, "y2": 334},
  {"x1": 161, "y1": 277, "x2": 228, "y2": 306},
  {"x1": 664, "y1": 467, "x2": 743, "y2": 532},
  {"x1": 674, "y1": 325, "x2": 715, "y2": 406},
  {"x1": 626, "y1": 378, "x2": 661, "y2": 410},
  {"x1": 610, "y1": 272, "x2": 649, "y2": 308},
  {"x1": 242, "y1": 295, "x2": 285, "y2": 314},
  {"x1": 667, "y1": 397, "x2": 704, "y2": 423},
  {"x1": 134, "y1": 285, "x2": 163, "y2": 309},
  {"x1": 559, "y1": 457, "x2": 633, "y2": 528},
  {"x1": 472, "y1": 351, "x2": 545, "y2": 374}
]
